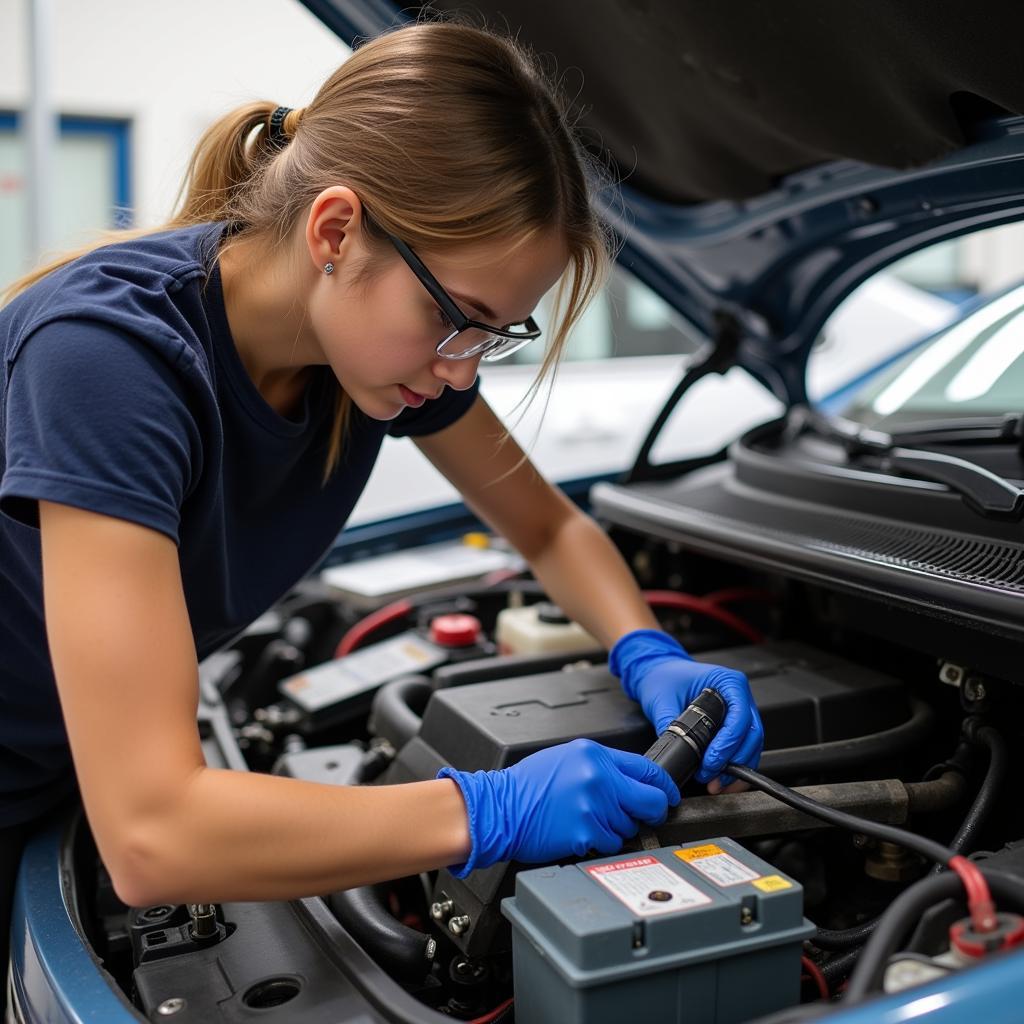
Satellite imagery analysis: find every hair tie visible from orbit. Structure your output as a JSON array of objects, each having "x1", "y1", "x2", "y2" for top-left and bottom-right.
[{"x1": 267, "y1": 106, "x2": 293, "y2": 150}]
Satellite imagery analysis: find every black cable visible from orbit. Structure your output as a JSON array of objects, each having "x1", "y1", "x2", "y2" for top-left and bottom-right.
[
  {"x1": 844, "y1": 869, "x2": 1024, "y2": 1002},
  {"x1": 811, "y1": 721, "x2": 1002, "y2": 951},
  {"x1": 726, "y1": 764, "x2": 956, "y2": 867},
  {"x1": 931, "y1": 724, "x2": 1008, "y2": 873}
]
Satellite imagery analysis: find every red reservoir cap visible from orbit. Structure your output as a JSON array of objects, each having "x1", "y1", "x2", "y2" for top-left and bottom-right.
[{"x1": 430, "y1": 613, "x2": 482, "y2": 648}]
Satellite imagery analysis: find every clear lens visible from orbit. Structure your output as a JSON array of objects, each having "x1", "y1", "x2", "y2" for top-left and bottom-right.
[
  {"x1": 480, "y1": 335, "x2": 535, "y2": 362},
  {"x1": 438, "y1": 326, "x2": 498, "y2": 358},
  {"x1": 437, "y1": 323, "x2": 537, "y2": 360}
]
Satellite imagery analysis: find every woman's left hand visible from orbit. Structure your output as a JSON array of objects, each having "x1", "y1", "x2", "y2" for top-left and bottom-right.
[{"x1": 609, "y1": 629, "x2": 764, "y2": 787}]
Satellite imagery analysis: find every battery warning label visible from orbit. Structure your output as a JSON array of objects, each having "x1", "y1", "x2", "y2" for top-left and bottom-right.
[
  {"x1": 675, "y1": 844, "x2": 761, "y2": 888},
  {"x1": 584, "y1": 856, "x2": 712, "y2": 917}
]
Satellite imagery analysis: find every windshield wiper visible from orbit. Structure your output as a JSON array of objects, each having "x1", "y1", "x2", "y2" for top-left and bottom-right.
[
  {"x1": 802, "y1": 410, "x2": 1024, "y2": 455},
  {"x1": 794, "y1": 408, "x2": 1024, "y2": 521},
  {"x1": 882, "y1": 413, "x2": 1023, "y2": 450}
]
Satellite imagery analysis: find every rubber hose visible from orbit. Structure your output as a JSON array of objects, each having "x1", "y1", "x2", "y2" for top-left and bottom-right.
[
  {"x1": 820, "y1": 946, "x2": 862, "y2": 987},
  {"x1": 844, "y1": 867, "x2": 1024, "y2": 1002},
  {"x1": 931, "y1": 724, "x2": 1008, "y2": 873},
  {"x1": 368, "y1": 676, "x2": 433, "y2": 750},
  {"x1": 326, "y1": 885, "x2": 434, "y2": 983},
  {"x1": 759, "y1": 697, "x2": 934, "y2": 776},
  {"x1": 813, "y1": 919, "x2": 878, "y2": 952}
]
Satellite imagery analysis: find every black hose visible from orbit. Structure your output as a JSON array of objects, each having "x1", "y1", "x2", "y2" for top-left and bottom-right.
[
  {"x1": 844, "y1": 868, "x2": 1024, "y2": 1002},
  {"x1": 812, "y1": 919, "x2": 878, "y2": 952},
  {"x1": 759, "y1": 697, "x2": 934, "y2": 776},
  {"x1": 931, "y1": 724, "x2": 1008, "y2": 873},
  {"x1": 326, "y1": 885, "x2": 435, "y2": 983},
  {"x1": 820, "y1": 946, "x2": 861, "y2": 986},
  {"x1": 368, "y1": 676, "x2": 433, "y2": 750}
]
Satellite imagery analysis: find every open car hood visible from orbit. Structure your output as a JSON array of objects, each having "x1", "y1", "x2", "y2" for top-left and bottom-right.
[{"x1": 301, "y1": 0, "x2": 1024, "y2": 405}]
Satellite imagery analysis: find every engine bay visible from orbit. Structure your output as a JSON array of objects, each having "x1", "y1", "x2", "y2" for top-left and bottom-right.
[{"x1": 70, "y1": 517, "x2": 1024, "y2": 1023}]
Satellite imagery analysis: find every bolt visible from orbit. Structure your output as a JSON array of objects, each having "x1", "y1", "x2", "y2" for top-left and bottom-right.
[
  {"x1": 448, "y1": 914, "x2": 471, "y2": 935},
  {"x1": 457, "y1": 959, "x2": 487, "y2": 979},
  {"x1": 939, "y1": 662, "x2": 964, "y2": 687},
  {"x1": 430, "y1": 899, "x2": 454, "y2": 921},
  {"x1": 740, "y1": 907, "x2": 755, "y2": 926},
  {"x1": 852, "y1": 833, "x2": 871, "y2": 850},
  {"x1": 188, "y1": 903, "x2": 218, "y2": 939},
  {"x1": 963, "y1": 678, "x2": 987, "y2": 702},
  {"x1": 157, "y1": 998, "x2": 186, "y2": 1016}
]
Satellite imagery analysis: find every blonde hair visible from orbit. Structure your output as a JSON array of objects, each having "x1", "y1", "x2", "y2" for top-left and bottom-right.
[{"x1": 3, "y1": 21, "x2": 613, "y2": 478}]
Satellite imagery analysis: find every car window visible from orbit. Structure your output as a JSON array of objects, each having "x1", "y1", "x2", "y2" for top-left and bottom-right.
[
  {"x1": 844, "y1": 284, "x2": 1024, "y2": 427},
  {"x1": 810, "y1": 221, "x2": 1024, "y2": 417}
]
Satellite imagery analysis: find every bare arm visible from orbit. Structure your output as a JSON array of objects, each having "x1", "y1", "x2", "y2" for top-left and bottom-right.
[
  {"x1": 414, "y1": 395, "x2": 661, "y2": 648},
  {"x1": 39, "y1": 500, "x2": 470, "y2": 906}
]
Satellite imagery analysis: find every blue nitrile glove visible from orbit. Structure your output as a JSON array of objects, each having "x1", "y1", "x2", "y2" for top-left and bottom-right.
[
  {"x1": 437, "y1": 738, "x2": 680, "y2": 877},
  {"x1": 609, "y1": 628, "x2": 764, "y2": 787}
]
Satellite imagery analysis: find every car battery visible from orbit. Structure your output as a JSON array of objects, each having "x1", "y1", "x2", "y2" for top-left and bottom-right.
[{"x1": 502, "y1": 839, "x2": 814, "y2": 1024}]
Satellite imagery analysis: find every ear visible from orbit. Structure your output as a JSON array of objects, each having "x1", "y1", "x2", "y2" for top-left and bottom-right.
[{"x1": 304, "y1": 186, "x2": 366, "y2": 272}]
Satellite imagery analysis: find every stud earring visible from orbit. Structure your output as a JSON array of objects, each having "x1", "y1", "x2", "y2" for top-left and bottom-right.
[{"x1": 323, "y1": 261, "x2": 335, "y2": 275}]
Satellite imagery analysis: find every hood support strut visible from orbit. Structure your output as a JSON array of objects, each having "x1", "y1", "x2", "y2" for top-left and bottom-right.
[{"x1": 625, "y1": 309, "x2": 743, "y2": 484}]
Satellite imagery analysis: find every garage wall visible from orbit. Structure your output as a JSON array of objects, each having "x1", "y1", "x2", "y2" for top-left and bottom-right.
[{"x1": 0, "y1": 0, "x2": 349, "y2": 236}]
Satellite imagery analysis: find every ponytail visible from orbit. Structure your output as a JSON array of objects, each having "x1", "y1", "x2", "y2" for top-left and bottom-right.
[{"x1": 170, "y1": 102, "x2": 304, "y2": 227}]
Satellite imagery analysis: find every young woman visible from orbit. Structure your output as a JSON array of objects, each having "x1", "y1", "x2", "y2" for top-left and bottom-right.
[{"x1": 0, "y1": 20, "x2": 763, "y2": 987}]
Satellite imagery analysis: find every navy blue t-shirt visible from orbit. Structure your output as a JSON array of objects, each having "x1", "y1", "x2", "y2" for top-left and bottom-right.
[{"x1": 0, "y1": 222, "x2": 479, "y2": 826}]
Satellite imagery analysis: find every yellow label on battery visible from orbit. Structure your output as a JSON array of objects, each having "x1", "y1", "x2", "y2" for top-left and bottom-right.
[
  {"x1": 753, "y1": 875, "x2": 792, "y2": 892},
  {"x1": 676, "y1": 845, "x2": 724, "y2": 861}
]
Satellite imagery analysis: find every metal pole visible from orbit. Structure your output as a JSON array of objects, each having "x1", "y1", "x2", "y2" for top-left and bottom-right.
[{"x1": 26, "y1": 0, "x2": 58, "y2": 263}]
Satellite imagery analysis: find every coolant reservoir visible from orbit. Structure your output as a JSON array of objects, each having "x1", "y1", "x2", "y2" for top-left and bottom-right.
[{"x1": 495, "y1": 602, "x2": 600, "y2": 657}]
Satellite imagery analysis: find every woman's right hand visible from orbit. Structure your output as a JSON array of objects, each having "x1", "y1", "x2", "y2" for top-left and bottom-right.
[{"x1": 437, "y1": 738, "x2": 680, "y2": 876}]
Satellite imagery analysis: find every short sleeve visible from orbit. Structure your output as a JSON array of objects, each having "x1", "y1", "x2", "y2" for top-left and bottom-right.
[
  {"x1": 386, "y1": 377, "x2": 481, "y2": 438},
  {"x1": 1, "y1": 320, "x2": 201, "y2": 543}
]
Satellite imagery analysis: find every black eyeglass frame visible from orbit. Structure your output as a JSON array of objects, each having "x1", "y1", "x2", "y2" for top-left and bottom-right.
[{"x1": 385, "y1": 231, "x2": 542, "y2": 362}]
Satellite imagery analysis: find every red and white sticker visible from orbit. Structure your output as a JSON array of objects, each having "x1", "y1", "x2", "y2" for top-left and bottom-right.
[
  {"x1": 584, "y1": 856, "x2": 712, "y2": 917},
  {"x1": 675, "y1": 844, "x2": 761, "y2": 887}
]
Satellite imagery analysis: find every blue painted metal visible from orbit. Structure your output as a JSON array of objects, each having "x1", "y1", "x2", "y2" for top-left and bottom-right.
[
  {"x1": 0, "y1": 111, "x2": 132, "y2": 227},
  {"x1": 603, "y1": 117, "x2": 1024, "y2": 406},
  {"x1": 298, "y1": 0, "x2": 410, "y2": 45},
  {"x1": 324, "y1": 471, "x2": 612, "y2": 564},
  {"x1": 798, "y1": 946, "x2": 1024, "y2": 1024},
  {"x1": 9, "y1": 819, "x2": 141, "y2": 1023}
]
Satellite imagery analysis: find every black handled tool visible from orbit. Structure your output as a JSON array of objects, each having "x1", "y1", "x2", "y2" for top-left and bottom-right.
[{"x1": 645, "y1": 687, "x2": 727, "y2": 786}]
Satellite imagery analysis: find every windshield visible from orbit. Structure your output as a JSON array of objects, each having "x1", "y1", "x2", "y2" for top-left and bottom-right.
[{"x1": 842, "y1": 283, "x2": 1024, "y2": 429}]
